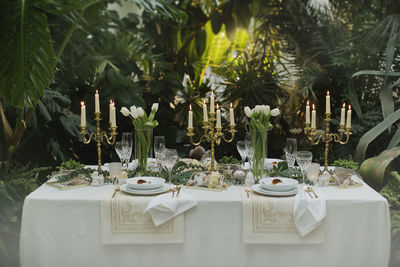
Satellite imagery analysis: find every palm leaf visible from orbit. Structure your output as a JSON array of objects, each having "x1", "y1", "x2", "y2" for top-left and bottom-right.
[
  {"x1": 387, "y1": 128, "x2": 400, "y2": 149},
  {"x1": 350, "y1": 70, "x2": 400, "y2": 119},
  {"x1": 355, "y1": 108, "x2": 400, "y2": 163},
  {"x1": 0, "y1": 1, "x2": 56, "y2": 108}
]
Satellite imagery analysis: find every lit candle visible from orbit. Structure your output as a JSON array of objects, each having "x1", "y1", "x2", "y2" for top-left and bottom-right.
[
  {"x1": 80, "y1": 102, "x2": 86, "y2": 127},
  {"x1": 95, "y1": 90, "x2": 100, "y2": 113},
  {"x1": 306, "y1": 101, "x2": 310, "y2": 124},
  {"x1": 111, "y1": 101, "x2": 116, "y2": 127},
  {"x1": 216, "y1": 104, "x2": 221, "y2": 128},
  {"x1": 109, "y1": 100, "x2": 113, "y2": 123},
  {"x1": 326, "y1": 91, "x2": 331, "y2": 114},
  {"x1": 346, "y1": 105, "x2": 352, "y2": 128},
  {"x1": 311, "y1": 104, "x2": 316, "y2": 128},
  {"x1": 340, "y1": 103, "x2": 346, "y2": 126},
  {"x1": 229, "y1": 102, "x2": 234, "y2": 125},
  {"x1": 188, "y1": 104, "x2": 193, "y2": 128},
  {"x1": 203, "y1": 100, "x2": 208, "y2": 122},
  {"x1": 210, "y1": 91, "x2": 215, "y2": 114}
]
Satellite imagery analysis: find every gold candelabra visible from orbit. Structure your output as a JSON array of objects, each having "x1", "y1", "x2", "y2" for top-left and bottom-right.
[
  {"x1": 304, "y1": 112, "x2": 352, "y2": 174},
  {"x1": 80, "y1": 112, "x2": 118, "y2": 171},
  {"x1": 187, "y1": 112, "x2": 236, "y2": 171}
]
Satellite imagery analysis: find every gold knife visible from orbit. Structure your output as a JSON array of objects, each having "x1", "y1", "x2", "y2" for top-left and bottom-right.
[{"x1": 308, "y1": 187, "x2": 318, "y2": 198}]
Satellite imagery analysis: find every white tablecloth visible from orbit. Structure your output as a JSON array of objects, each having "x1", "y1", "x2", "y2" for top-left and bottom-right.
[{"x1": 20, "y1": 181, "x2": 390, "y2": 267}]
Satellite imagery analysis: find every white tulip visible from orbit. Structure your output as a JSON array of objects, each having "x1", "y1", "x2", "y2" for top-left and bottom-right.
[
  {"x1": 254, "y1": 105, "x2": 261, "y2": 113},
  {"x1": 130, "y1": 106, "x2": 137, "y2": 114},
  {"x1": 271, "y1": 108, "x2": 280, "y2": 116},
  {"x1": 120, "y1": 107, "x2": 130, "y2": 116},
  {"x1": 263, "y1": 105, "x2": 270, "y2": 115},
  {"x1": 137, "y1": 107, "x2": 145, "y2": 117},
  {"x1": 151, "y1": 103, "x2": 159, "y2": 112},
  {"x1": 244, "y1": 106, "x2": 252, "y2": 117},
  {"x1": 130, "y1": 109, "x2": 139, "y2": 119}
]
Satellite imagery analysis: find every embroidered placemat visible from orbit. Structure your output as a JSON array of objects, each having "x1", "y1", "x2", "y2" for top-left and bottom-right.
[
  {"x1": 101, "y1": 187, "x2": 184, "y2": 244},
  {"x1": 242, "y1": 189, "x2": 324, "y2": 244}
]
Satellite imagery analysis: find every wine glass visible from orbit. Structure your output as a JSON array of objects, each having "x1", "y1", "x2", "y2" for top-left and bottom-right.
[
  {"x1": 154, "y1": 136, "x2": 165, "y2": 171},
  {"x1": 245, "y1": 132, "x2": 254, "y2": 169},
  {"x1": 236, "y1": 141, "x2": 246, "y2": 168},
  {"x1": 115, "y1": 141, "x2": 127, "y2": 169},
  {"x1": 163, "y1": 149, "x2": 178, "y2": 181},
  {"x1": 284, "y1": 138, "x2": 297, "y2": 177},
  {"x1": 296, "y1": 151, "x2": 313, "y2": 185},
  {"x1": 122, "y1": 132, "x2": 133, "y2": 169}
]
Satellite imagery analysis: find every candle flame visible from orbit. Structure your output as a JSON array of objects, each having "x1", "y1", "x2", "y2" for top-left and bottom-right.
[
  {"x1": 343, "y1": 103, "x2": 345, "y2": 108},
  {"x1": 349, "y1": 105, "x2": 351, "y2": 110},
  {"x1": 96, "y1": 90, "x2": 98, "y2": 94},
  {"x1": 327, "y1": 91, "x2": 330, "y2": 96},
  {"x1": 110, "y1": 100, "x2": 112, "y2": 104},
  {"x1": 307, "y1": 100, "x2": 309, "y2": 105},
  {"x1": 189, "y1": 104, "x2": 192, "y2": 111},
  {"x1": 81, "y1": 101, "x2": 84, "y2": 107},
  {"x1": 312, "y1": 104, "x2": 315, "y2": 110},
  {"x1": 230, "y1": 102, "x2": 233, "y2": 108},
  {"x1": 216, "y1": 104, "x2": 219, "y2": 109}
]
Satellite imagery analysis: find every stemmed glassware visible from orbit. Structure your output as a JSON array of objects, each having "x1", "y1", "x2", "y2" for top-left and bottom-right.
[
  {"x1": 245, "y1": 132, "x2": 254, "y2": 169},
  {"x1": 284, "y1": 138, "x2": 297, "y2": 177},
  {"x1": 154, "y1": 136, "x2": 165, "y2": 172},
  {"x1": 163, "y1": 148, "x2": 178, "y2": 181},
  {"x1": 296, "y1": 151, "x2": 313, "y2": 184},
  {"x1": 236, "y1": 141, "x2": 247, "y2": 169},
  {"x1": 115, "y1": 133, "x2": 133, "y2": 170}
]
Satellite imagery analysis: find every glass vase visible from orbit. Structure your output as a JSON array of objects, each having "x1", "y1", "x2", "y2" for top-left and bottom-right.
[
  {"x1": 134, "y1": 128, "x2": 153, "y2": 171},
  {"x1": 249, "y1": 129, "x2": 268, "y2": 182}
]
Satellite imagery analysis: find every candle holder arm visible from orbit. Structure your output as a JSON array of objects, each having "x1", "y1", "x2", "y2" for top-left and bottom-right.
[
  {"x1": 220, "y1": 125, "x2": 237, "y2": 143},
  {"x1": 80, "y1": 126, "x2": 94, "y2": 144},
  {"x1": 102, "y1": 127, "x2": 118, "y2": 145}
]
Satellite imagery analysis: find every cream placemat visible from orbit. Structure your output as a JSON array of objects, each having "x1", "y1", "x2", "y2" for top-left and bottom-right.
[
  {"x1": 242, "y1": 188, "x2": 324, "y2": 244},
  {"x1": 101, "y1": 187, "x2": 184, "y2": 244}
]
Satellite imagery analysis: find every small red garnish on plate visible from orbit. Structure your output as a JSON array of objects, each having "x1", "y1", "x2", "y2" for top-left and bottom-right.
[
  {"x1": 272, "y1": 178, "x2": 283, "y2": 185},
  {"x1": 137, "y1": 179, "x2": 151, "y2": 184}
]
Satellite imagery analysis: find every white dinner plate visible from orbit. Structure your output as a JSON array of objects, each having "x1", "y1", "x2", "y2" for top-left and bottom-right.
[
  {"x1": 120, "y1": 184, "x2": 171, "y2": 195},
  {"x1": 259, "y1": 177, "x2": 299, "y2": 192},
  {"x1": 126, "y1": 177, "x2": 165, "y2": 190},
  {"x1": 251, "y1": 184, "x2": 298, "y2": 197}
]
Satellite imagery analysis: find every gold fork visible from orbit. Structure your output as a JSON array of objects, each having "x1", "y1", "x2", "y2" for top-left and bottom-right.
[
  {"x1": 304, "y1": 187, "x2": 313, "y2": 198},
  {"x1": 112, "y1": 185, "x2": 120, "y2": 198},
  {"x1": 245, "y1": 187, "x2": 251, "y2": 198},
  {"x1": 308, "y1": 187, "x2": 318, "y2": 198}
]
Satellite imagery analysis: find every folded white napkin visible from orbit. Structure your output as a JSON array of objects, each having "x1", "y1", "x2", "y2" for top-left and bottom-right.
[
  {"x1": 293, "y1": 186, "x2": 326, "y2": 237},
  {"x1": 145, "y1": 192, "x2": 197, "y2": 226}
]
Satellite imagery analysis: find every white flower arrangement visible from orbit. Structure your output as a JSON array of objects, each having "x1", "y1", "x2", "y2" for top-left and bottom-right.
[{"x1": 244, "y1": 104, "x2": 280, "y2": 181}]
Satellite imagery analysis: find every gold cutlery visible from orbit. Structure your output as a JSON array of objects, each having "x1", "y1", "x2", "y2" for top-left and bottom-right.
[
  {"x1": 171, "y1": 186, "x2": 177, "y2": 197},
  {"x1": 308, "y1": 186, "x2": 318, "y2": 198},
  {"x1": 112, "y1": 185, "x2": 120, "y2": 198},
  {"x1": 245, "y1": 187, "x2": 251, "y2": 198},
  {"x1": 304, "y1": 188, "x2": 313, "y2": 199}
]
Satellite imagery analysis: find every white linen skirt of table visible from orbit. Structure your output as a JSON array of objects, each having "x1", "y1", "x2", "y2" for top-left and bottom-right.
[{"x1": 20, "y1": 183, "x2": 390, "y2": 267}]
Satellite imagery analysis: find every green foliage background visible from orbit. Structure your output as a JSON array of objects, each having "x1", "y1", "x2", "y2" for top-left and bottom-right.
[{"x1": 0, "y1": 0, "x2": 399, "y2": 266}]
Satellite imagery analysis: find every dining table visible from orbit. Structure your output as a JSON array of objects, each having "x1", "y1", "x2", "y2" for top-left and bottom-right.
[{"x1": 20, "y1": 165, "x2": 390, "y2": 267}]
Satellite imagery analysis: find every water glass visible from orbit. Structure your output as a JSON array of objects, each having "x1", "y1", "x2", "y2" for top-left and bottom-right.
[
  {"x1": 285, "y1": 138, "x2": 297, "y2": 177},
  {"x1": 163, "y1": 149, "x2": 178, "y2": 181},
  {"x1": 236, "y1": 141, "x2": 246, "y2": 168},
  {"x1": 296, "y1": 151, "x2": 313, "y2": 184},
  {"x1": 245, "y1": 132, "x2": 254, "y2": 169},
  {"x1": 154, "y1": 136, "x2": 165, "y2": 171},
  {"x1": 307, "y1": 163, "x2": 320, "y2": 184}
]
